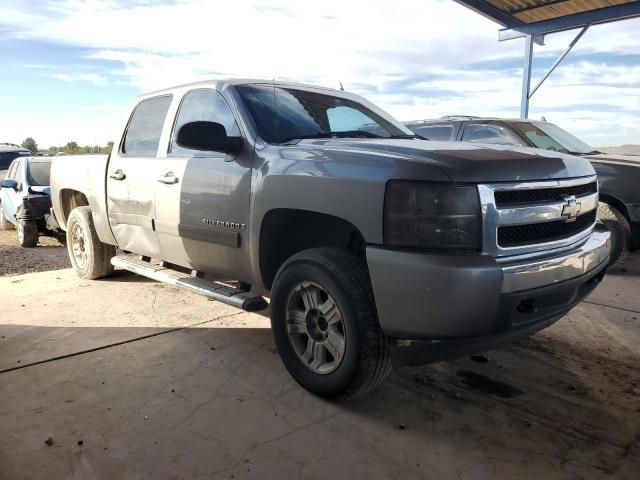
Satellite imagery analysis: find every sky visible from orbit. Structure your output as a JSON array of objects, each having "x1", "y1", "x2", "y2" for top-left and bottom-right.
[{"x1": 0, "y1": 0, "x2": 638, "y2": 148}]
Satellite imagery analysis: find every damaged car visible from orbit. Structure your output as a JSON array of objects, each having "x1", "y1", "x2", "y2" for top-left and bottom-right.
[{"x1": 0, "y1": 156, "x2": 63, "y2": 247}]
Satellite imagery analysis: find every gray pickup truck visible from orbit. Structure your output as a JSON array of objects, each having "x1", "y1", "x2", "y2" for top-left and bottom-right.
[{"x1": 51, "y1": 79, "x2": 610, "y2": 398}]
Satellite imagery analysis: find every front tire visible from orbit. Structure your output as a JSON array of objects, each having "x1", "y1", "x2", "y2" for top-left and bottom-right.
[
  {"x1": 66, "y1": 206, "x2": 116, "y2": 279},
  {"x1": 597, "y1": 203, "x2": 631, "y2": 266},
  {"x1": 17, "y1": 220, "x2": 38, "y2": 248},
  {"x1": 270, "y1": 248, "x2": 391, "y2": 399}
]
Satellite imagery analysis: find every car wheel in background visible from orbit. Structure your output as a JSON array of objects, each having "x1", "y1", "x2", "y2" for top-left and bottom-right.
[
  {"x1": 597, "y1": 203, "x2": 631, "y2": 266},
  {"x1": 0, "y1": 206, "x2": 15, "y2": 230},
  {"x1": 17, "y1": 220, "x2": 38, "y2": 248},
  {"x1": 270, "y1": 247, "x2": 392, "y2": 399},
  {"x1": 66, "y1": 206, "x2": 116, "y2": 279}
]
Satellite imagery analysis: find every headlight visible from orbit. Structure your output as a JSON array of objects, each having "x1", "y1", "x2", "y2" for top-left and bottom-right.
[{"x1": 384, "y1": 181, "x2": 481, "y2": 250}]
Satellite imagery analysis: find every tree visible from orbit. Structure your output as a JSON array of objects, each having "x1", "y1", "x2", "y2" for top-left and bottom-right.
[
  {"x1": 101, "y1": 141, "x2": 114, "y2": 154},
  {"x1": 21, "y1": 137, "x2": 38, "y2": 153},
  {"x1": 64, "y1": 141, "x2": 79, "y2": 154}
]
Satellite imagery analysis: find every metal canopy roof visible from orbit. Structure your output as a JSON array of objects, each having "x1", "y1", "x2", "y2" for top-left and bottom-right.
[{"x1": 455, "y1": 0, "x2": 640, "y2": 35}]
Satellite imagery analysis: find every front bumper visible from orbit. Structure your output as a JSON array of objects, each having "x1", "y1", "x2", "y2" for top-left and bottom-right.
[{"x1": 367, "y1": 227, "x2": 610, "y2": 364}]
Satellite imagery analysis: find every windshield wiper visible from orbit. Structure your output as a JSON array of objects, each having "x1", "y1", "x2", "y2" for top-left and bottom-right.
[
  {"x1": 330, "y1": 130, "x2": 382, "y2": 139},
  {"x1": 389, "y1": 134, "x2": 425, "y2": 140},
  {"x1": 281, "y1": 130, "x2": 382, "y2": 144},
  {"x1": 281, "y1": 133, "x2": 332, "y2": 144},
  {"x1": 566, "y1": 150, "x2": 600, "y2": 156}
]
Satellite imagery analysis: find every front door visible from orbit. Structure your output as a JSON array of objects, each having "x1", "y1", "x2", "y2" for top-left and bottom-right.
[
  {"x1": 154, "y1": 88, "x2": 253, "y2": 281},
  {"x1": 106, "y1": 95, "x2": 173, "y2": 258}
]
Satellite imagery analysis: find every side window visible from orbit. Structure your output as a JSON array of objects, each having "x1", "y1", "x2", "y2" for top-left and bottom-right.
[
  {"x1": 171, "y1": 89, "x2": 239, "y2": 156},
  {"x1": 122, "y1": 95, "x2": 173, "y2": 156},
  {"x1": 7, "y1": 160, "x2": 19, "y2": 180},
  {"x1": 14, "y1": 161, "x2": 25, "y2": 187},
  {"x1": 413, "y1": 125, "x2": 454, "y2": 141},
  {"x1": 462, "y1": 124, "x2": 521, "y2": 146}
]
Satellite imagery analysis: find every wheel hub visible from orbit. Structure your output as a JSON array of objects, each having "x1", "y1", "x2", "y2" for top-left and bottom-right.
[
  {"x1": 306, "y1": 309, "x2": 329, "y2": 341},
  {"x1": 70, "y1": 223, "x2": 88, "y2": 268},
  {"x1": 285, "y1": 282, "x2": 346, "y2": 375}
]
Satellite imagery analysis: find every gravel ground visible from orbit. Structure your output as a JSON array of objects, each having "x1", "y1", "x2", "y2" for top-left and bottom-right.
[{"x1": 0, "y1": 229, "x2": 70, "y2": 277}]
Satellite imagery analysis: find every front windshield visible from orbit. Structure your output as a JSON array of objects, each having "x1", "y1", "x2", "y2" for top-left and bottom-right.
[
  {"x1": 236, "y1": 84, "x2": 412, "y2": 144},
  {"x1": 513, "y1": 122, "x2": 595, "y2": 154},
  {"x1": 27, "y1": 161, "x2": 51, "y2": 186}
]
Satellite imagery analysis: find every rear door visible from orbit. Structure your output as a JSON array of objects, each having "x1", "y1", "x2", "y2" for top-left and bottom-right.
[
  {"x1": 106, "y1": 95, "x2": 172, "y2": 257},
  {"x1": 154, "y1": 88, "x2": 254, "y2": 280}
]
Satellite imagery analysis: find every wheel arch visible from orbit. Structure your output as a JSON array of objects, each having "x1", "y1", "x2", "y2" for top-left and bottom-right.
[
  {"x1": 599, "y1": 194, "x2": 631, "y2": 222},
  {"x1": 258, "y1": 208, "x2": 367, "y2": 290},
  {"x1": 57, "y1": 189, "x2": 89, "y2": 229}
]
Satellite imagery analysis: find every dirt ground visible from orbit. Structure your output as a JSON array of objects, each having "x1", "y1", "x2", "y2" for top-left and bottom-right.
[
  {"x1": 0, "y1": 232, "x2": 639, "y2": 479},
  {"x1": 0, "y1": 229, "x2": 69, "y2": 276}
]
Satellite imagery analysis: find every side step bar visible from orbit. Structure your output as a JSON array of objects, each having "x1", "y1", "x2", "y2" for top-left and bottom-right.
[{"x1": 111, "y1": 256, "x2": 268, "y2": 312}]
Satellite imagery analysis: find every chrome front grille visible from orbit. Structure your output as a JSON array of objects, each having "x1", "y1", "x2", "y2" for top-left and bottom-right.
[{"x1": 478, "y1": 176, "x2": 598, "y2": 257}]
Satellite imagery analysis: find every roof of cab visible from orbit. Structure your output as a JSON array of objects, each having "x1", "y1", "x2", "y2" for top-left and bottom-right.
[{"x1": 139, "y1": 78, "x2": 344, "y2": 99}]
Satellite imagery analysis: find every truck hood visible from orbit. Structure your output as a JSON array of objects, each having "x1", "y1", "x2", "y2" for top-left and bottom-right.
[{"x1": 288, "y1": 138, "x2": 595, "y2": 182}]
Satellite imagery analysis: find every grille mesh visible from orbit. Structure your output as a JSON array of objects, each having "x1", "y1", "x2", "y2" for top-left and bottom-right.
[
  {"x1": 495, "y1": 182, "x2": 597, "y2": 207},
  {"x1": 498, "y1": 210, "x2": 596, "y2": 247}
]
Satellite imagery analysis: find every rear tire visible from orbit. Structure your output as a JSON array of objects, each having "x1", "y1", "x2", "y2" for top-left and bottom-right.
[
  {"x1": 270, "y1": 248, "x2": 392, "y2": 399},
  {"x1": 17, "y1": 220, "x2": 38, "y2": 248},
  {"x1": 0, "y1": 206, "x2": 14, "y2": 231},
  {"x1": 66, "y1": 206, "x2": 116, "y2": 279},
  {"x1": 597, "y1": 203, "x2": 631, "y2": 266}
]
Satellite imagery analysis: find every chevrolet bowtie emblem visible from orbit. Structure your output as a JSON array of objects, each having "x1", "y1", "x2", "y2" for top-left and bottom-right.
[{"x1": 561, "y1": 195, "x2": 581, "y2": 222}]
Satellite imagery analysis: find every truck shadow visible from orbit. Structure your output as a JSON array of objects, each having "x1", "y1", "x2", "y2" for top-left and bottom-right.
[{"x1": 1, "y1": 317, "x2": 638, "y2": 479}]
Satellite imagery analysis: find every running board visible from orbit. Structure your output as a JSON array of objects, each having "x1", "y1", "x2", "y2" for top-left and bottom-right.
[{"x1": 110, "y1": 256, "x2": 268, "y2": 312}]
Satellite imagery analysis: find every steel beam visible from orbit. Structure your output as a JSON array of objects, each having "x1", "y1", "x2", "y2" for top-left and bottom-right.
[
  {"x1": 529, "y1": 25, "x2": 589, "y2": 99},
  {"x1": 520, "y1": 34, "x2": 534, "y2": 119}
]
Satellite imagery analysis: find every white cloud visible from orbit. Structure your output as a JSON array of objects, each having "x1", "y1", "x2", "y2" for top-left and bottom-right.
[
  {"x1": 49, "y1": 72, "x2": 108, "y2": 86},
  {"x1": 0, "y1": 0, "x2": 639, "y2": 145}
]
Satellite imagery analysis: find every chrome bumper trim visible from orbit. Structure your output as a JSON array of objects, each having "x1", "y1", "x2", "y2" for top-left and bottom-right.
[{"x1": 500, "y1": 228, "x2": 610, "y2": 293}]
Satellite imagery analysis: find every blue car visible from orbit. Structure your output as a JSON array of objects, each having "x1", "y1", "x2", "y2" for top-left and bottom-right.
[{"x1": 0, "y1": 156, "x2": 61, "y2": 247}]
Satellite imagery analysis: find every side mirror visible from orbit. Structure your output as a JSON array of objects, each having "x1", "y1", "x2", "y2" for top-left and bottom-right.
[
  {"x1": 0, "y1": 179, "x2": 18, "y2": 190},
  {"x1": 177, "y1": 121, "x2": 242, "y2": 155}
]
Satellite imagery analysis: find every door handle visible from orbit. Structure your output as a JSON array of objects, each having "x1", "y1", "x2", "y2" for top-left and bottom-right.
[
  {"x1": 158, "y1": 172, "x2": 179, "y2": 185},
  {"x1": 110, "y1": 170, "x2": 126, "y2": 181}
]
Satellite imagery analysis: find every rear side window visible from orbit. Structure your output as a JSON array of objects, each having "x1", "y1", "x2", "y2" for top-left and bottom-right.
[
  {"x1": 412, "y1": 125, "x2": 454, "y2": 141},
  {"x1": 170, "y1": 89, "x2": 239, "y2": 156},
  {"x1": 462, "y1": 124, "x2": 521, "y2": 146},
  {"x1": 123, "y1": 95, "x2": 173, "y2": 156}
]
